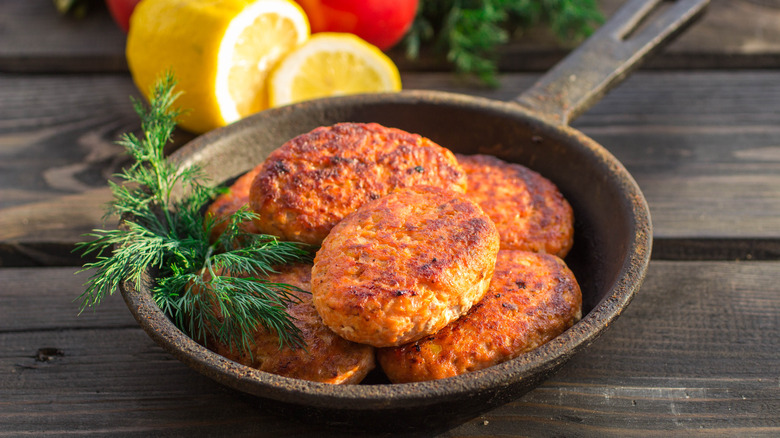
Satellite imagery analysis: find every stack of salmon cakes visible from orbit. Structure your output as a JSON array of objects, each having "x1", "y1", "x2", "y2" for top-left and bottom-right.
[{"x1": 204, "y1": 122, "x2": 581, "y2": 384}]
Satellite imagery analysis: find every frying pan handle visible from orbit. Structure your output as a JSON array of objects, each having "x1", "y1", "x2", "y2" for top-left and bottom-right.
[{"x1": 513, "y1": 0, "x2": 709, "y2": 126}]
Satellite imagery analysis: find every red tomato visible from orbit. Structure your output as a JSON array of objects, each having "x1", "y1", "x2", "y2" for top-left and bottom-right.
[
  {"x1": 294, "y1": 0, "x2": 418, "y2": 50},
  {"x1": 105, "y1": 0, "x2": 142, "y2": 33}
]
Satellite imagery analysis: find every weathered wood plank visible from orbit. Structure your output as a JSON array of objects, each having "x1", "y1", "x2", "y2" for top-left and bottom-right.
[
  {"x1": 1, "y1": 328, "x2": 323, "y2": 437},
  {"x1": 0, "y1": 74, "x2": 191, "y2": 266},
  {"x1": 1, "y1": 261, "x2": 778, "y2": 436},
  {"x1": 488, "y1": 0, "x2": 780, "y2": 72},
  {"x1": 1, "y1": 0, "x2": 780, "y2": 73},
  {"x1": 2, "y1": 71, "x2": 779, "y2": 264},
  {"x1": 0, "y1": 268, "x2": 132, "y2": 332},
  {"x1": 0, "y1": 0, "x2": 127, "y2": 73},
  {"x1": 575, "y1": 72, "x2": 780, "y2": 243}
]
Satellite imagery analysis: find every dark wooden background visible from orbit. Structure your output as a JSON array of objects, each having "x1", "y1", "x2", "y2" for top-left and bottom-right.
[{"x1": 1, "y1": 0, "x2": 779, "y2": 436}]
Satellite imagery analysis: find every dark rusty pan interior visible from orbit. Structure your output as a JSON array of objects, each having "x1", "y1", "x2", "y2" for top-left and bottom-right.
[{"x1": 120, "y1": 0, "x2": 709, "y2": 431}]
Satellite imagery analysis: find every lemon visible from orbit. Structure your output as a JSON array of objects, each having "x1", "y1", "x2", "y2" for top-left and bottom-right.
[
  {"x1": 126, "y1": 0, "x2": 310, "y2": 133},
  {"x1": 268, "y1": 32, "x2": 402, "y2": 107}
]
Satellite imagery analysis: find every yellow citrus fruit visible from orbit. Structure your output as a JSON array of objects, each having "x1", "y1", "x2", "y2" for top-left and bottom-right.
[
  {"x1": 126, "y1": 0, "x2": 310, "y2": 133},
  {"x1": 268, "y1": 32, "x2": 402, "y2": 107}
]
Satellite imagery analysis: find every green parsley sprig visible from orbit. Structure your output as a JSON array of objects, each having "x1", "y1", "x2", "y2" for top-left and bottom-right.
[
  {"x1": 405, "y1": 0, "x2": 604, "y2": 86},
  {"x1": 77, "y1": 73, "x2": 310, "y2": 351}
]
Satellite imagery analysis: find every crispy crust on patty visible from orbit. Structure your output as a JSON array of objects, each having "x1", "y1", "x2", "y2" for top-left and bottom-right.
[
  {"x1": 311, "y1": 186, "x2": 500, "y2": 348},
  {"x1": 457, "y1": 154, "x2": 574, "y2": 257},
  {"x1": 208, "y1": 264, "x2": 376, "y2": 384},
  {"x1": 250, "y1": 123, "x2": 467, "y2": 245},
  {"x1": 377, "y1": 250, "x2": 582, "y2": 383}
]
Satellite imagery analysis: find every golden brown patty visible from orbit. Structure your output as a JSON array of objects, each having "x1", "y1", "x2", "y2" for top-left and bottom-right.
[
  {"x1": 250, "y1": 123, "x2": 467, "y2": 245},
  {"x1": 377, "y1": 250, "x2": 582, "y2": 383},
  {"x1": 457, "y1": 154, "x2": 574, "y2": 257},
  {"x1": 311, "y1": 186, "x2": 500, "y2": 348},
  {"x1": 208, "y1": 264, "x2": 375, "y2": 384},
  {"x1": 204, "y1": 164, "x2": 263, "y2": 241}
]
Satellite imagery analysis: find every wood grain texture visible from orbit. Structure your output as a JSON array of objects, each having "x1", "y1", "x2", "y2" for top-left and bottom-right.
[
  {"x1": 485, "y1": 0, "x2": 780, "y2": 72},
  {"x1": 0, "y1": 74, "x2": 134, "y2": 266},
  {"x1": 0, "y1": 0, "x2": 127, "y2": 73},
  {"x1": 1, "y1": 0, "x2": 780, "y2": 73},
  {"x1": 575, "y1": 71, "x2": 780, "y2": 242},
  {"x1": 0, "y1": 74, "x2": 193, "y2": 266},
  {"x1": 1, "y1": 262, "x2": 778, "y2": 436},
  {"x1": 3, "y1": 71, "x2": 779, "y2": 265}
]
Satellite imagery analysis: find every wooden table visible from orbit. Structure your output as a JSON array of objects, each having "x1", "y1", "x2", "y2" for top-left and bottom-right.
[{"x1": 1, "y1": 1, "x2": 779, "y2": 436}]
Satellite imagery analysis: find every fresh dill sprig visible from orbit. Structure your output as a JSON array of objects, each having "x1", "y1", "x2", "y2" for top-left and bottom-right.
[
  {"x1": 405, "y1": 0, "x2": 604, "y2": 86},
  {"x1": 76, "y1": 72, "x2": 310, "y2": 351}
]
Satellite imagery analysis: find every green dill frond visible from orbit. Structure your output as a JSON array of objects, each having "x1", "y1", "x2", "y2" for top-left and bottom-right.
[
  {"x1": 542, "y1": 0, "x2": 604, "y2": 42},
  {"x1": 211, "y1": 206, "x2": 258, "y2": 249},
  {"x1": 161, "y1": 272, "x2": 306, "y2": 353},
  {"x1": 405, "y1": 0, "x2": 604, "y2": 86},
  {"x1": 76, "y1": 223, "x2": 171, "y2": 312},
  {"x1": 210, "y1": 275, "x2": 307, "y2": 351},
  {"x1": 76, "y1": 72, "x2": 310, "y2": 351},
  {"x1": 208, "y1": 242, "x2": 309, "y2": 279}
]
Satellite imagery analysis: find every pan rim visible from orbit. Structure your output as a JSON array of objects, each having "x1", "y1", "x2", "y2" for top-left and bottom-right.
[{"x1": 120, "y1": 90, "x2": 652, "y2": 409}]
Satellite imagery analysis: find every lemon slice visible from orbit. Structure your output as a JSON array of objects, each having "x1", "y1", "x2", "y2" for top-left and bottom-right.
[
  {"x1": 268, "y1": 33, "x2": 402, "y2": 107},
  {"x1": 127, "y1": 0, "x2": 309, "y2": 133}
]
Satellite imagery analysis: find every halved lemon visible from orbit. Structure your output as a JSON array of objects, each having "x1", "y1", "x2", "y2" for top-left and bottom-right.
[
  {"x1": 126, "y1": 0, "x2": 310, "y2": 133},
  {"x1": 268, "y1": 32, "x2": 402, "y2": 107}
]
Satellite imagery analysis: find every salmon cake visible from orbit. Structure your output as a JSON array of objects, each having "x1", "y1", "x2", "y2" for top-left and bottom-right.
[
  {"x1": 205, "y1": 164, "x2": 263, "y2": 241},
  {"x1": 457, "y1": 154, "x2": 574, "y2": 257},
  {"x1": 250, "y1": 123, "x2": 467, "y2": 245},
  {"x1": 377, "y1": 250, "x2": 582, "y2": 383},
  {"x1": 311, "y1": 186, "x2": 500, "y2": 348},
  {"x1": 205, "y1": 264, "x2": 376, "y2": 384}
]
